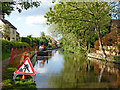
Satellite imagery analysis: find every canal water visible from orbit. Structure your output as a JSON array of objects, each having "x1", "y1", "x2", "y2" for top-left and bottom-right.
[{"x1": 34, "y1": 49, "x2": 120, "y2": 88}]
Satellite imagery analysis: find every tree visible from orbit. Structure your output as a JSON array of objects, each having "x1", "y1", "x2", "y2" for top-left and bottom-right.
[
  {"x1": 0, "y1": 24, "x2": 10, "y2": 40},
  {"x1": 46, "y1": 36, "x2": 52, "y2": 43},
  {"x1": 39, "y1": 32, "x2": 49, "y2": 45},
  {"x1": 27, "y1": 35, "x2": 32, "y2": 39},
  {"x1": 27, "y1": 35, "x2": 33, "y2": 46},
  {"x1": 45, "y1": 2, "x2": 116, "y2": 58},
  {"x1": 40, "y1": 32, "x2": 45, "y2": 38},
  {"x1": 1, "y1": 0, "x2": 41, "y2": 16}
]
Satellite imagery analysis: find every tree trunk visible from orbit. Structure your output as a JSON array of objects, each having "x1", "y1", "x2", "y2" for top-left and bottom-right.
[{"x1": 96, "y1": 24, "x2": 107, "y2": 59}]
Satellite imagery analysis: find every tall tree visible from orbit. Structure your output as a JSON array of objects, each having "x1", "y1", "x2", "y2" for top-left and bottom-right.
[
  {"x1": 45, "y1": 2, "x2": 116, "y2": 58},
  {"x1": 39, "y1": 32, "x2": 49, "y2": 44},
  {"x1": 40, "y1": 32, "x2": 45, "y2": 38}
]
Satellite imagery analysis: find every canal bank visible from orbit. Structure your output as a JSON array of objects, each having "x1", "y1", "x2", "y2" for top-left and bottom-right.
[{"x1": 88, "y1": 53, "x2": 120, "y2": 64}]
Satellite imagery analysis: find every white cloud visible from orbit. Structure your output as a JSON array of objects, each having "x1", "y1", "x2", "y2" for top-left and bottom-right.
[
  {"x1": 16, "y1": 17, "x2": 22, "y2": 21},
  {"x1": 26, "y1": 15, "x2": 47, "y2": 25}
]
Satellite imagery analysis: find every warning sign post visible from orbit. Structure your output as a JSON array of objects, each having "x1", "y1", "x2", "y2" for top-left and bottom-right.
[{"x1": 13, "y1": 57, "x2": 35, "y2": 81}]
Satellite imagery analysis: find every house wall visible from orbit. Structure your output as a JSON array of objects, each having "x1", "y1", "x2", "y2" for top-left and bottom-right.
[
  {"x1": 10, "y1": 28, "x2": 16, "y2": 41},
  {"x1": 0, "y1": 20, "x2": 5, "y2": 38},
  {"x1": 0, "y1": 20, "x2": 16, "y2": 41},
  {"x1": 0, "y1": 20, "x2": 4, "y2": 30}
]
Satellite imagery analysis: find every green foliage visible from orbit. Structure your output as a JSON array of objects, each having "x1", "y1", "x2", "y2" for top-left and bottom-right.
[
  {"x1": 46, "y1": 36, "x2": 52, "y2": 43},
  {"x1": 39, "y1": 32, "x2": 49, "y2": 46},
  {"x1": 19, "y1": 35, "x2": 41, "y2": 47},
  {"x1": 2, "y1": 53, "x2": 11, "y2": 61},
  {"x1": 20, "y1": 37, "x2": 31, "y2": 45},
  {"x1": 32, "y1": 38, "x2": 39, "y2": 46},
  {"x1": 26, "y1": 35, "x2": 40, "y2": 46},
  {"x1": 40, "y1": 32, "x2": 45, "y2": 38},
  {"x1": 45, "y1": 2, "x2": 115, "y2": 54},
  {"x1": 2, "y1": 1, "x2": 41, "y2": 16},
  {"x1": 86, "y1": 49, "x2": 90, "y2": 53},
  {"x1": 1, "y1": 39, "x2": 29, "y2": 54},
  {"x1": 87, "y1": 60, "x2": 90, "y2": 64}
]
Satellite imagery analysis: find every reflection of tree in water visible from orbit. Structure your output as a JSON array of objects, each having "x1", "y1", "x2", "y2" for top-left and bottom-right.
[
  {"x1": 48, "y1": 54, "x2": 106, "y2": 88},
  {"x1": 48, "y1": 52, "x2": 120, "y2": 88}
]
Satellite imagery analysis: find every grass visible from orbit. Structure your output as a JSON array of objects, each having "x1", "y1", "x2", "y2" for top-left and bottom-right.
[
  {"x1": 29, "y1": 51, "x2": 35, "y2": 57},
  {"x1": 2, "y1": 53, "x2": 11, "y2": 61},
  {"x1": 2, "y1": 65, "x2": 37, "y2": 90}
]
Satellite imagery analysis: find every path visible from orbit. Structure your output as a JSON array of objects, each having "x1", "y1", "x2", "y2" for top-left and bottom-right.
[{"x1": 0, "y1": 57, "x2": 10, "y2": 88}]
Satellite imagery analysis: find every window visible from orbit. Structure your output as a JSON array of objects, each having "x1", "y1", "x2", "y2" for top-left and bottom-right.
[{"x1": 13, "y1": 30, "x2": 15, "y2": 34}]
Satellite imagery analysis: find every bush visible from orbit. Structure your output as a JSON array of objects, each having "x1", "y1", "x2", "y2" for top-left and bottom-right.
[
  {"x1": 1, "y1": 39, "x2": 29, "y2": 53},
  {"x1": 20, "y1": 37, "x2": 30, "y2": 45}
]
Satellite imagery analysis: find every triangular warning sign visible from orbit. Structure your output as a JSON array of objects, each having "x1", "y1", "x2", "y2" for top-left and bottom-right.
[{"x1": 14, "y1": 57, "x2": 35, "y2": 75}]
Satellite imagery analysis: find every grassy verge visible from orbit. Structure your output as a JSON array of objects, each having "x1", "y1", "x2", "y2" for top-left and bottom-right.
[
  {"x1": 2, "y1": 53, "x2": 11, "y2": 61},
  {"x1": 2, "y1": 65, "x2": 36, "y2": 90},
  {"x1": 29, "y1": 51, "x2": 35, "y2": 57}
]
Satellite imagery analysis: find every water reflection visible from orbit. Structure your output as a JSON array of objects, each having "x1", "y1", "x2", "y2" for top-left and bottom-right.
[
  {"x1": 34, "y1": 49, "x2": 120, "y2": 88},
  {"x1": 34, "y1": 49, "x2": 64, "y2": 88},
  {"x1": 48, "y1": 53, "x2": 120, "y2": 88},
  {"x1": 90, "y1": 60, "x2": 120, "y2": 88}
]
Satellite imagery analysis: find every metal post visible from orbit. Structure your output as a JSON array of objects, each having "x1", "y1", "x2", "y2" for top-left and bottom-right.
[{"x1": 13, "y1": 74, "x2": 18, "y2": 81}]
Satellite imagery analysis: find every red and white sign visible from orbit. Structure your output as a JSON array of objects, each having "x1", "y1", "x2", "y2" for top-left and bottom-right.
[{"x1": 14, "y1": 57, "x2": 35, "y2": 75}]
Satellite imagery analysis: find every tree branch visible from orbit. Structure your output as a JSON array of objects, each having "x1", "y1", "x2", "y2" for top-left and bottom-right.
[{"x1": 68, "y1": 3, "x2": 95, "y2": 17}]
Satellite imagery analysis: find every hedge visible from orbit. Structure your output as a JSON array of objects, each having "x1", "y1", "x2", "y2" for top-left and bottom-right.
[{"x1": 1, "y1": 39, "x2": 30, "y2": 53}]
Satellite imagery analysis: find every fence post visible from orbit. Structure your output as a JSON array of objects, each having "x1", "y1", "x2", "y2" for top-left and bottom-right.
[
  {"x1": 36, "y1": 46, "x2": 39, "y2": 51},
  {"x1": 46, "y1": 46, "x2": 48, "y2": 51},
  {"x1": 9, "y1": 48, "x2": 13, "y2": 65}
]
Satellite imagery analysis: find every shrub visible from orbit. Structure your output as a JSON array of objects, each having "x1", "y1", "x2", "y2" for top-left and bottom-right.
[
  {"x1": 1, "y1": 39, "x2": 29, "y2": 53},
  {"x1": 20, "y1": 37, "x2": 30, "y2": 45}
]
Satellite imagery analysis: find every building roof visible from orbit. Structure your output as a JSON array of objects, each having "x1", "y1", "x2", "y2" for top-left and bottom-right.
[
  {"x1": 16, "y1": 31, "x2": 20, "y2": 36},
  {"x1": 1, "y1": 19, "x2": 17, "y2": 29}
]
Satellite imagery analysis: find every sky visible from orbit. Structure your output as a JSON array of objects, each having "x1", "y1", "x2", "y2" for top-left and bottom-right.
[
  {"x1": 5, "y1": 1, "x2": 120, "y2": 38},
  {"x1": 5, "y1": 0, "x2": 58, "y2": 38}
]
